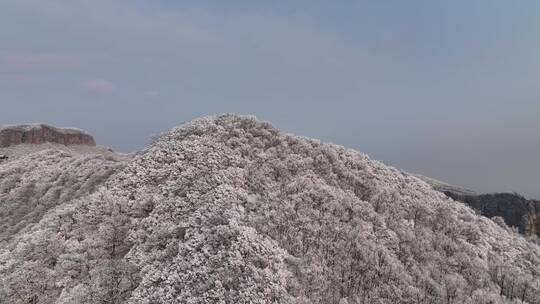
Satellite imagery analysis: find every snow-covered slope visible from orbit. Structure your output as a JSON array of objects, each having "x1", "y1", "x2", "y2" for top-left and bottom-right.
[{"x1": 1, "y1": 115, "x2": 539, "y2": 304}]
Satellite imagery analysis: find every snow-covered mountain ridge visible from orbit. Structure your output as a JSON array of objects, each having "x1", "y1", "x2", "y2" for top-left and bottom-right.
[
  {"x1": 412, "y1": 174, "x2": 477, "y2": 197},
  {"x1": 1, "y1": 115, "x2": 539, "y2": 303}
]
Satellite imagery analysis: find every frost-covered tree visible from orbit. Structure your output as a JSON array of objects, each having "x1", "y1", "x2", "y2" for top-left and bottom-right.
[
  {"x1": 0, "y1": 148, "x2": 124, "y2": 244},
  {"x1": 2, "y1": 114, "x2": 540, "y2": 303}
]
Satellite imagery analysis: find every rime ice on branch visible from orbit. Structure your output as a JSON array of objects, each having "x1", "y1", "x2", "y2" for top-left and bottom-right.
[{"x1": 1, "y1": 115, "x2": 540, "y2": 304}]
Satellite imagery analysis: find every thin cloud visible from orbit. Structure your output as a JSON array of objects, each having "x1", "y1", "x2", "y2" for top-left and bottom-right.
[
  {"x1": 1, "y1": 0, "x2": 540, "y2": 197},
  {"x1": 2, "y1": 52, "x2": 82, "y2": 68},
  {"x1": 144, "y1": 91, "x2": 160, "y2": 97},
  {"x1": 82, "y1": 78, "x2": 115, "y2": 94}
]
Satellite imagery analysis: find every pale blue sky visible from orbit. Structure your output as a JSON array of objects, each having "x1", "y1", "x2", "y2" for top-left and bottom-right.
[{"x1": 1, "y1": 1, "x2": 539, "y2": 197}]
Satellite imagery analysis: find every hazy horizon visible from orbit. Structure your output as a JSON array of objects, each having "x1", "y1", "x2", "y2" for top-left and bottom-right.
[{"x1": 2, "y1": 1, "x2": 540, "y2": 198}]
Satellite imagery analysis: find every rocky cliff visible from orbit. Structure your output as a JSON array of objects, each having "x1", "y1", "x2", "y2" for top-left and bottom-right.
[{"x1": 0, "y1": 124, "x2": 96, "y2": 147}]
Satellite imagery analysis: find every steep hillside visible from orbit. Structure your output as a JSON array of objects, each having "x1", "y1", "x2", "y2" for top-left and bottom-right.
[{"x1": 1, "y1": 115, "x2": 539, "y2": 304}]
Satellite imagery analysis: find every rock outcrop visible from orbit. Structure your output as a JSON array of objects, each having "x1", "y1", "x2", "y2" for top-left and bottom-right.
[{"x1": 0, "y1": 124, "x2": 96, "y2": 147}]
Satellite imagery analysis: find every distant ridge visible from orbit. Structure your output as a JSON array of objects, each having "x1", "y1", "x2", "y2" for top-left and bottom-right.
[
  {"x1": 412, "y1": 173, "x2": 477, "y2": 196},
  {"x1": 0, "y1": 123, "x2": 96, "y2": 147}
]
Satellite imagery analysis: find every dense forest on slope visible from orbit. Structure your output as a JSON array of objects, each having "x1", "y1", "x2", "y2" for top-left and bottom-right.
[
  {"x1": 1, "y1": 115, "x2": 539, "y2": 304},
  {"x1": 0, "y1": 148, "x2": 125, "y2": 244}
]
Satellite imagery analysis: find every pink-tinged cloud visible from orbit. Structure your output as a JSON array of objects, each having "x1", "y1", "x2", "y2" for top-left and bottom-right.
[
  {"x1": 144, "y1": 90, "x2": 160, "y2": 97},
  {"x1": 2, "y1": 52, "x2": 81, "y2": 67},
  {"x1": 83, "y1": 78, "x2": 115, "y2": 94}
]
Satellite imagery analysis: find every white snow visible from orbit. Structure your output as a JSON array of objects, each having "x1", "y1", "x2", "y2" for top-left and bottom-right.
[{"x1": 1, "y1": 114, "x2": 538, "y2": 304}]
